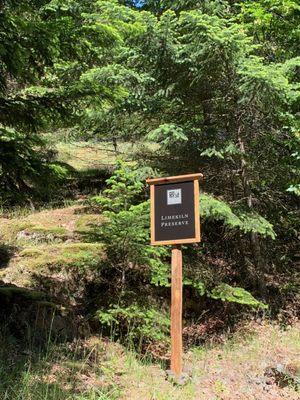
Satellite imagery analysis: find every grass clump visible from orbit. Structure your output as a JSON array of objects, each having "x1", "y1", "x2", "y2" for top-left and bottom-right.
[{"x1": 0, "y1": 334, "x2": 122, "y2": 400}]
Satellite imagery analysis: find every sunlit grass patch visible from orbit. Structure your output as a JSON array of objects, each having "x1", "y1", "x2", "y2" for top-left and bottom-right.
[
  {"x1": 0, "y1": 205, "x2": 104, "y2": 245},
  {"x1": 0, "y1": 220, "x2": 35, "y2": 243},
  {"x1": 56, "y1": 142, "x2": 119, "y2": 171},
  {"x1": 1, "y1": 243, "x2": 105, "y2": 289},
  {"x1": 55, "y1": 141, "x2": 159, "y2": 172},
  {"x1": 75, "y1": 214, "x2": 104, "y2": 237},
  {"x1": 0, "y1": 206, "x2": 83, "y2": 244},
  {"x1": 18, "y1": 243, "x2": 105, "y2": 271}
]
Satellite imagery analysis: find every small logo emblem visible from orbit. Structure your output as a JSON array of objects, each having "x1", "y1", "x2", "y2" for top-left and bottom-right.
[{"x1": 167, "y1": 189, "x2": 182, "y2": 205}]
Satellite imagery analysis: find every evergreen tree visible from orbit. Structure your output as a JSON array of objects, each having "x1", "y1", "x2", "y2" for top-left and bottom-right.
[{"x1": 83, "y1": 1, "x2": 299, "y2": 299}]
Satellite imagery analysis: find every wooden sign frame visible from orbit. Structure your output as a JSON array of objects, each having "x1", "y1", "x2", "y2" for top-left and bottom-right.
[
  {"x1": 147, "y1": 173, "x2": 203, "y2": 246},
  {"x1": 147, "y1": 173, "x2": 203, "y2": 380}
]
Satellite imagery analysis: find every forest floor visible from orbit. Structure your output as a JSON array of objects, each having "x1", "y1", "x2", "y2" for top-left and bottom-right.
[
  {"x1": 0, "y1": 141, "x2": 299, "y2": 399},
  {"x1": 1, "y1": 320, "x2": 299, "y2": 399}
]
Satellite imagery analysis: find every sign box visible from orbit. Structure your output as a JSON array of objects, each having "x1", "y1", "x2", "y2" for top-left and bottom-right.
[{"x1": 147, "y1": 173, "x2": 202, "y2": 245}]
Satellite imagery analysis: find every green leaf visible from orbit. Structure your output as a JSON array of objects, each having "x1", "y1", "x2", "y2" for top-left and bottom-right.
[{"x1": 209, "y1": 283, "x2": 268, "y2": 309}]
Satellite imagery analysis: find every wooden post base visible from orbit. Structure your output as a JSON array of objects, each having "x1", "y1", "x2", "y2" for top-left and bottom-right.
[{"x1": 171, "y1": 245, "x2": 183, "y2": 378}]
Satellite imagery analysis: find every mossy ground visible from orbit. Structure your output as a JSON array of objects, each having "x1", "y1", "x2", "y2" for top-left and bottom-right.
[
  {"x1": 0, "y1": 205, "x2": 104, "y2": 290},
  {"x1": 0, "y1": 205, "x2": 103, "y2": 243}
]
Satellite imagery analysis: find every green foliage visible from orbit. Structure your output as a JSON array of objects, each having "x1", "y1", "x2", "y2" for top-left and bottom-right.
[
  {"x1": 95, "y1": 161, "x2": 270, "y2": 317},
  {"x1": 209, "y1": 283, "x2": 268, "y2": 309},
  {"x1": 201, "y1": 193, "x2": 276, "y2": 239},
  {"x1": 94, "y1": 161, "x2": 170, "y2": 344},
  {"x1": 184, "y1": 278, "x2": 206, "y2": 296},
  {"x1": 47, "y1": 163, "x2": 70, "y2": 180},
  {"x1": 200, "y1": 142, "x2": 242, "y2": 160},
  {"x1": 0, "y1": 0, "x2": 298, "y2": 343},
  {"x1": 0, "y1": 0, "x2": 148, "y2": 205},
  {"x1": 92, "y1": 161, "x2": 170, "y2": 286},
  {"x1": 237, "y1": 213, "x2": 276, "y2": 239},
  {"x1": 102, "y1": 201, "x2": 151, "y2": 264},
  {"x1": 238, "y1": 0, "x2": 300, "y2": 60},
  {"x1": 0, "y1": 127, "x2": 68, "y2": 205},
  {"x1": 150, "y1": 257, "x2": 170, "y2": 287},
  {"x1": 97, "y1": 304, "x2": 170, "y2": 344},
  {"x1": 96, "y1": 161, "x2": 167, "y2": 272},
  {"x1": 287, "y1": 184, "x2": 300, "y2": 196},
  {"x1": 148, "y1": 124, "x2": 188, "y2": 148},
  {"x1": 184, "y1": 278, "x2": 266, "y2": 309},
  {"x1": 91, "y1": 160, "x2": 146, "y2": 212}
]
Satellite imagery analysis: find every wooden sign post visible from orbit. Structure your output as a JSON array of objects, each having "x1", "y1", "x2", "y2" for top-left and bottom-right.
[
  {"x1": 171, "y1": 244, "x2": 183, "y2": 377},
  {"x1": 147, "y1": 173, "x2": 202, "y2": 380}
]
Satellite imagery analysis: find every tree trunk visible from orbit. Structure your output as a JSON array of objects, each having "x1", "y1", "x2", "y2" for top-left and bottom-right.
[{"x1": 237, "y1": 134, "x2": 265, "y2": 294}]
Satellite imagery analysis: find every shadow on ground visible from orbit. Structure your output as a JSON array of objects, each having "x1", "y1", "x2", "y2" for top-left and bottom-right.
[{"x1": 0, "y1": 243, "x2": 17, "y2": 269}]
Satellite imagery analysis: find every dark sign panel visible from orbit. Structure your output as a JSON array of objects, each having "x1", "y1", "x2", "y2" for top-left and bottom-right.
[
  {"x1": 147, "y1": 174, "x2": 201, "y2": 245},
  {"x1": 154, "y1": 181, "x2": 195, "y2": 242}
]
